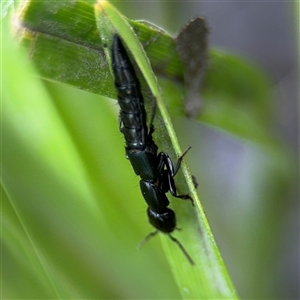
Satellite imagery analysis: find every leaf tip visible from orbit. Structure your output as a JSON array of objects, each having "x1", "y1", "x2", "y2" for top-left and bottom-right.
[{"x1": 95, "y1": 0, "x2": 107, "y2": 10}]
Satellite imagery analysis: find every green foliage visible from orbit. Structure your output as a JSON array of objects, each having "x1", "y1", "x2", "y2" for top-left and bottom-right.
[{"x1": 2, "y1": 0, "x2": 295, "y2": 299}]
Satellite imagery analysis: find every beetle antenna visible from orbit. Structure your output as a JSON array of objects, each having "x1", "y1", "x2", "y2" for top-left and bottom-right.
[
  {"x1": 138, "y1": 231, "x2": 195, "y2": 266},
  {"x1": 137, "y1": 230, "x2": 158, "y2": 250},
  {"x1": 168, "y1": 234, "x2": 195, "y2": 266}
]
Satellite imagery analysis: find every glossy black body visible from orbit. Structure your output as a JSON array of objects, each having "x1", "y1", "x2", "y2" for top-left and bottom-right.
[
  {"x1": 111, "y1": 35, "x2": 148, "y2": 150},
  {"x1": 111, "y1": 35, "x2": 193, "y2": 263}
]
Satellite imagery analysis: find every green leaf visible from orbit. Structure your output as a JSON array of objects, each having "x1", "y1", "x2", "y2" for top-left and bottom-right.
[
  {"x1": 199, "y1": 50, "x2": 275, "y2": 146},
  {"x1": 6, "y1": 0, "x2": 284, "y2": 298},
  {"x1": 5, "y1": 0, "x2": 239, "y2": 299},
  {"x1": 16, "y1": 0, "x2": 115, "y2": 96},
  {"x1": 94, "y1": 2, "x2": 238, "y2": 299},
  {"x1": 2, "y1": 13, "x2": 182, "y2": 298},
  {"x1": 16, "y1": 0, "x2": 273, "y2": 148}
]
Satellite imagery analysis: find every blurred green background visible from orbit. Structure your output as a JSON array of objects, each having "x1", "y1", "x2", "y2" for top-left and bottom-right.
[{"x1": 2, "y1": 1, "x2": 299, "y2": 299}]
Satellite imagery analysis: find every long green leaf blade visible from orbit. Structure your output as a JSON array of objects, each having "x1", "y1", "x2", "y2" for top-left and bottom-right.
[{"x1": 95, "y1": 1, "x2": 238, "y2": 299}]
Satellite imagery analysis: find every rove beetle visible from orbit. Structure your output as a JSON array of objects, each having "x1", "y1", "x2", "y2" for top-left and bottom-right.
[{"x1": 111, "y1": 35, "x2": 194, "y2": 265}]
